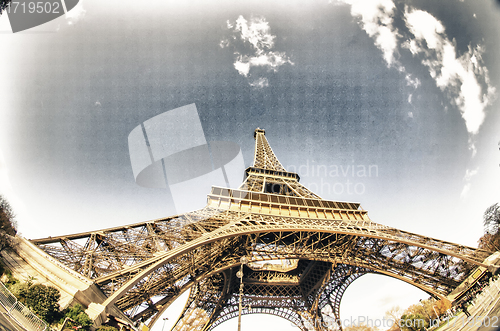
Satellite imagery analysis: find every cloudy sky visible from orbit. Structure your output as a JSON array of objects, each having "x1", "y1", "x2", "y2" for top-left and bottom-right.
[{"x1": 1, "y1": 0, "x2": 500, "y2": 329}]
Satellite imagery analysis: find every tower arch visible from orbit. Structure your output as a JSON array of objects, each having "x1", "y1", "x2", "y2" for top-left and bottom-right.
[{"x1": 31, "y1": 129, "x2": 493, "y2": 330}]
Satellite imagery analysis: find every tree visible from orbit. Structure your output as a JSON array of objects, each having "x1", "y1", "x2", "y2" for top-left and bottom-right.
[
  {"x1": 0, "y1": 195, "x2": 17, "y2": 251},
  {"x1": 8, "y1": 277, "x2": 64, "y2": 325},
  {"x1": 484, "y1": 203, "x2": 500, "y2": 235},
  {"x1": 25, "y1": 284, "x2": 61, "y2": 324},
  {"x1": 403, "y1": 304, "x2": 425, "y2": 318},
  {"x1": 479, "y1": 203, "x2": 500, "y2": 251},
  {"x1": 11, "y1": 281, "x2": 61, "y2": 324},
  {"x1": 344, "y1": 323, "x2": 379, "y2": 331},
  {"x1": 399, "y1": 301, "x2": 434, "y2": 331},
  {"x1": 8, "y1": 281, "x2": 30, "y2": 301},
  {"x1": 399, "y1": 313, "x2": 428, "y2": 331},
  {"x1": 0, "y1": 0, "x2": 12, "y2": 15},
  {"x1": 478, "y1": 233, "x2": 500, "y2": 251},
  {"x1": 434, "y1": 299, "x2": 451, "y2": 317},
  {"x1": 96, "y1": 326, "x2": 118, "y2": 331},
  {"x1": 385, "y1": 306, "x2": 403, "y2": 331},
  {"x1": 61, "y1": 304, "x2": 93, "y2": 330}
]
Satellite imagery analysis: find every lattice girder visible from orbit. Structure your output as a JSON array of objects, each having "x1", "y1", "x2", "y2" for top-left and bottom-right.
[
  {"x1": 314, "y1": 264, "x2": 370, "y2": 330},
  {"x1": 161, "y1": 263, "x2": 369, "y2": 331},
  {"x1": 29, "y1": 129, "x2": 493, "y2": 330},
  {"x1": 33, "y1": 203, "x2": 490, "y2": 328},
  {"x1": 172, "y1": 267, "x2": 327, "y2": 331},
  {"x1": 252, "y1": 128, "x2": 286, "y2": 172},
  {"x1": 33, "y1": 209, "x2": 489, "y2": 321}
]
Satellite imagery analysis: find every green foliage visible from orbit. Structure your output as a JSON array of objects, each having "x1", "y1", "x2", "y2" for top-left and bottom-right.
[
  {"x1": 8, "y1": 281, "x2": 28, "y2": 301},
  {"x1": 344, "y1": 324, "x2": 378, "y2": 331},
  {"x1": 24, "y1": 284, "x2": 61, "y2": 324},
  {"x1": 9, "y1": 281, "x2": 61, "y2": 323},
  {"x1": 6, "y1": 277, "x2": 92, "y2": 327},
  {"x1": 96, "y1": 326, "x2": 118, "y2": 331},
  {"x1": 0, "y1": 261, "x2": 15, "y2": 284},
  {"x1": 0, "y1": 195, "x2": 17, "y2": 250},
  {"x1": 61, "y1": 304, "x2": 93, "y2": 330},
  {"x1": 0, "y1": 195, "x2": 16, "y2": 235},
  {"x1": 400, "y1": 314, "x2": 428, "y2": 331}
]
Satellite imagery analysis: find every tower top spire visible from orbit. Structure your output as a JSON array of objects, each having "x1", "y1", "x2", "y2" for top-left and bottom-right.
[
  {"x1": 254, "y1": 128, "x2": 265, "y2": 138},
  {"x1": 239, "y1": 128, "x2": 321, "y2": 199},
  {"x1": 252, "y1": 128, "x2": 285, "y2": 171}
]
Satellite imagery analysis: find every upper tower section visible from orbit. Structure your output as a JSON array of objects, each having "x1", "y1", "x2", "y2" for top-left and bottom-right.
[
  {"x1": 252, "y1": 128, "x2": 287, "y2": 172},
  {"x1": 239, "y1": 129, "x2": 321, "y2": 199}
]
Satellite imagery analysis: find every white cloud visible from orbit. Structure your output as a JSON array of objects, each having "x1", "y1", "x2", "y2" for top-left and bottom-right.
[
  {"x1": 337, "y1": 2, "x2": 495, "y2": 140},
  {"x1": 234, "y1": 15, "x2": 274, "y2": 52},
  {"x1": 335, "y1": 1, "x2": 497, "y2": 204},
  {"x1": 464, "y1": 168, "x2": 478, "y2": 181},
  {"x1": 250, "y1": 77, "x2": 269, "y2": 89},
  {"x1": 338, "y1": 0, "x2": 400, "y2": 68},
  {"x1": 233, "y1": 59, "x2": 250, "y2": 76},
  {"x1": 65, "y1": 0, "x2": 86, "y2": 25},
  {"x1": 460, "y1": 182, "x2": 471, "y2": 198},
  {"x1": 219, "y1": 39, "x2": 229, "y2": 49},
  {"x1": 222, "y1": 15, "x2": 293, "y2": 87},
  {"x1": 404, "y1": 9, "x2": 445, "y2": 49},
  {"x1": 405, "y1": 74, "x2": 421, "y2": 89},
  {"x1": 404, "y1": 8, "x2": 496, "y2": 136},
  {"x1": 233, "y1": 52, "x2": 292, "y2": 78},
  {"x1": 460, "y1": 168, "x2": 478, "y2": 198}
]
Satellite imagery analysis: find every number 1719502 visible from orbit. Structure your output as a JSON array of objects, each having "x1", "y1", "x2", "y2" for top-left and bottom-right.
[{"x1": 6, "y1": 2, "x2": 61, "y2": 14}]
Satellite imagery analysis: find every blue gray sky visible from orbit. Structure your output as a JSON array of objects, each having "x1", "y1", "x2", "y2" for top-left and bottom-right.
[{"x1": 1, "y1": 0, "x2": 500, "y2": 329}]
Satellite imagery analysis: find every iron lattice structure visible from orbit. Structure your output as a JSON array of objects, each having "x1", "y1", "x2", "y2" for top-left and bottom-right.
[{"x1": 32, "y1": 128, "x2": 492, "y2": 331}]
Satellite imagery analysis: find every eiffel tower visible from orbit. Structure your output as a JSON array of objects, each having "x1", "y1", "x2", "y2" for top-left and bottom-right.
[{"x1": 32, "y1": 128, "x2": 493, "y2": 331}]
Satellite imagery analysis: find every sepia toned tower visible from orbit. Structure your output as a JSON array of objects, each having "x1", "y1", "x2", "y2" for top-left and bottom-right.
[{"x1": 32, "y1": 128, "x2": 493, "y2": 331}]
